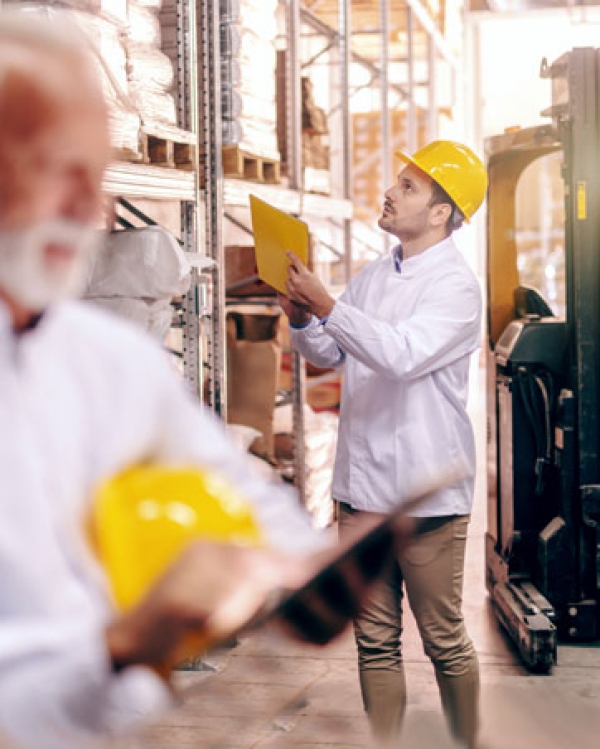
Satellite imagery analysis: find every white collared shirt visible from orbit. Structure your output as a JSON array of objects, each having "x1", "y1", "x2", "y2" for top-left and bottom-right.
[
  {"x1": 0, "y1": 299, "x2": 321, "y2": 749},
  {"x1": 290, "y1": 236, "x2": 482, "y2": 516}
]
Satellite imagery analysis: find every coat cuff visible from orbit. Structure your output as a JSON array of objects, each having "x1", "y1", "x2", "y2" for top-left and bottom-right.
[{"x1": 322, "y1": 300, "x2": 352, "y2": 341}]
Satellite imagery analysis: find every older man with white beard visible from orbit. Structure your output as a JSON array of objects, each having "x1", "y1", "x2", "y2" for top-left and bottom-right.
[{"x1": 0, "y1": 12, "x2": 389, "y2": 749}]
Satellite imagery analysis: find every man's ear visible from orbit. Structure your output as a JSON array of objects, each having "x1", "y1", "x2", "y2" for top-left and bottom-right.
[{"x1": 430, "y1": 202, "x2": 452, "y2": 228}]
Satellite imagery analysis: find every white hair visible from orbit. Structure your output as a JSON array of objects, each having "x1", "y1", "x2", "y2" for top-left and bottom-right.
[{"x1": 0, "y1": 6, "x2": 93, "y2": 93}]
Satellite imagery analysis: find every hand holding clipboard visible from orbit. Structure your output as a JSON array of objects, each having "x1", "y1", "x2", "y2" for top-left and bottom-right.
[{"x1": 249, "y1": 195, "x2": 309, "y2": 294}]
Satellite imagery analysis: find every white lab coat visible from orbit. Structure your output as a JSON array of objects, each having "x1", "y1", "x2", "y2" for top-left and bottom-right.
[
  {"x1": 290, "y1": 236, "x2": 482, "y2": 516},
  {"x1": 0, "y1": 299, "x2": 322, "y2": 749}
]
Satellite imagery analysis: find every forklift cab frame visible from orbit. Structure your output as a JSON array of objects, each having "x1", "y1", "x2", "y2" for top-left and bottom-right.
[{"x1": 486, "y1": 49, "x2": 600, "y2": 672}]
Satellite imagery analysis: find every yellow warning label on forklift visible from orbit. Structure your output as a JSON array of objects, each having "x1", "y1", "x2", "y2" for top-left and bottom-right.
[{"x1": 577, "y1": 181, "x2": 587, "y2": 220}]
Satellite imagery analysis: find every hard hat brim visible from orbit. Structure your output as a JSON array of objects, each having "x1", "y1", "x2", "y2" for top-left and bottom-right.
[
  {"x1": 394, "y1": 149, "x2": 472, "y2": 224},
  {"x1": 395, "y1": 150, "x2": 417, "y2": 169}
]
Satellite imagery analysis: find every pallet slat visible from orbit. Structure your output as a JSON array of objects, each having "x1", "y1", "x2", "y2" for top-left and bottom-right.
[
  {"x1": 145, "y1": 135, "x2": 175, "y2": 168},
  {"x1": 116, "y1": 125, "x2": 198, "y2": 172},
  {"x1": 117, "y1": 136, "x2": 280, "y2": 184},
  {"x1": 221, "y1": 145, "x2": 281, "y2": 184}
]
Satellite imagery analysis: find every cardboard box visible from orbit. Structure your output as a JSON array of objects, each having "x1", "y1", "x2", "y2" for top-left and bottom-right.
[
  {"x1": 227, "y1": 338, "x2": 281, "y2": 459},
  {"x1": 302, "y1": 132, "x2": 330, "y2": 170},
  {"x1": 225, "y1": 245, "x2": 276, "y2": 297},
  {"x1": 228, "y1": 311, "x2": 280, "y2": 342}
]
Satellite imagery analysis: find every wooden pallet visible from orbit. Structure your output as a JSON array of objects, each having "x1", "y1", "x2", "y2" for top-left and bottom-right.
[
  {"x1": 135, "y1": 124, "x2": 197, "y2": 170},
  {"x1": 113, "y1": 145, "x2": 145, "y2": 164},
  {"x1": 221, "y1": 145, "x2": 281, "y2": 184}
]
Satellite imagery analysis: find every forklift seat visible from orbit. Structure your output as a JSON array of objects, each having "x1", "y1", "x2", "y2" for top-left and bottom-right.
[{"x1": 514, "y1": 285, "x2": 555, "y2": 320}]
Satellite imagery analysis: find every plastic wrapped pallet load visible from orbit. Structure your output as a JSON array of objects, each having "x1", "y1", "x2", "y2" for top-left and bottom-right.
[
  {"x1": 219, "y1": 3, "x2": 278, "y2": 46},
  {"x1": 126, "y1": 44, "x2": 174, "y2": 92},
  {"x1": 127, "y1": 1, "x2": 161, "y2": 46},
  {"x1": 220, "y1": 1, "x2": 280, "y2": 162},
  {"x1": 222, "y1": 121, "x2": 279, "y2": 164},
  {"x1": 126, "y1": 0, "x2": 179, "y2": 126},
  {"x1": 273, "y1": 404, "x2": 338, "y2": 529},
  {"x1": 89, "y1": 297, "x2": 175, "y2": 340},
  {"x1": 3, "y1": 1, "x2": 143, "y2": 158},
  {"x1": 70, "y1": 10, "x2": 143, "y2": 155},
  {"x1": 159, "y1": 0, "x2": 281, "y2": 162}
]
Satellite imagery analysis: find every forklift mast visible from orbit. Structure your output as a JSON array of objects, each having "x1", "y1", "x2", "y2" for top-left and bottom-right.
[{"x1": 486, "y1": 48, "x2": 600, "y2": 672}]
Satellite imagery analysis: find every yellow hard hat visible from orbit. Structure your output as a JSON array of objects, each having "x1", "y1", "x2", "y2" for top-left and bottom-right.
[
  {"x1": 91, "y1": 465, "x2": 262, "y2": 611},
  {"x1": 395, "y1": 140, "x2": 488, "y2": 221}
]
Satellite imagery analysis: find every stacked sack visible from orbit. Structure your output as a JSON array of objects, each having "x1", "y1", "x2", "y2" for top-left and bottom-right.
[
  {"x1": 160, "y1": 0, "x2": 279, "y2": 160},
  {"x1": 126, "y1": 0, "x2": 178, "y2": 127},
  {"x1": 84, "y1": 227, "x2": 192, "y2": 342},
  {"x1": 220, "y1": 0, "x2": 279, "y2": 159},
  {"x1": 273, "y1": 404, "x2": 338, "y2": 530},
  {"x1": 4, "y1": 0, "x2": 142, "y2": 157}
]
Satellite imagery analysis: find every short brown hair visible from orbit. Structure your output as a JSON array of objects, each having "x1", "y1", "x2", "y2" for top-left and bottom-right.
[{"x1": 428, "y1": 180, "x2": 465, "y2": 234}]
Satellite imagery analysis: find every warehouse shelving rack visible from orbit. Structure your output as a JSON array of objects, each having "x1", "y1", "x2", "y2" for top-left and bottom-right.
[
  {"x1": 100, "y1": 0, "x2": 206, "y2": 404},
  {"x1": 93, "y1": 0, "x2": 463, "y2": 509},
  {"x1": 194, "y1": 0, "x2": 357, "y2": 504},
  {"x1": 15, "y1": 0, "x2": 460, "y2": 508},
  {"x1": 193, "y1": 0, "x2": 461, "y2": 506},
  {"x1": 300, "y1": 0, "x2": 461, "y2": 231}
]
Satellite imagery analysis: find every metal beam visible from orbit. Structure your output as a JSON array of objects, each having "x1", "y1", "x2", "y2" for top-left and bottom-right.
[
  {"x1": 301, "y1": 6, "x2": 408, "y2": 99},
  {"x1": 406, "y1": 6, "x2": 417, "y2": 152},
  {"x1": 287, "y1": 0, "x2": 302, "y2": 192},
  {"x1": 305, "y1": 0, "x2": 329, "y2": 13},
  {"x1": 354, "y1": 127, "x2": 408, "y2": 178},
  {"x1": 301, "y1": 39, "x2": 336, "y2": 69},
  {"x1": 339, "y1": 0, "x2": 353, "y2": 283},
  {"x1": 405, "y1": 0, "x2": 458, "y2": 69},
  {"x1": 380, "y1": 0, "x2": 391, "y2": 213},
  {"x1": 427, "y1": 33, "x2": 437, "y2": 141},
  {"x1": 175, "y1": 0, "x2": 202, "y2": 401},
  {"x1": 327, "y1": 75, "x2": 377, "y2": 116},
  {"x1": 352, "y1": 50, "x2": 408, "y2": 99},
  {"x1": 288, "y1": 0, "x2": 306, "y2": 509},
  {"x1": 198, "y1": 0, "x2": 226, "y2": 417},
  {"x1": 300, "y1": 6, "x2": 339, "y2": 39}
]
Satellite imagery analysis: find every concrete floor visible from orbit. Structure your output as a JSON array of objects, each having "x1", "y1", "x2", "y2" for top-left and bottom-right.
[{"x1": 124, "y1": 369, "x2": 600, "y2": 748}]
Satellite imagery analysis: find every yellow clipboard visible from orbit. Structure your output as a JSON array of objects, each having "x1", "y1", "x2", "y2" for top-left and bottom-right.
[{"x1": 249, "y1": 195, "x2": 309, "y2": 294}]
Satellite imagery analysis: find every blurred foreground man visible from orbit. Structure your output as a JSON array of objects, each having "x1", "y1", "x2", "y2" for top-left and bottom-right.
[
  {"x1": 0, "y1": 12, "x2": 393, "y2": 749},
  {"x1": 280, "y1": 141, "x2": 487, "y2": 747}
]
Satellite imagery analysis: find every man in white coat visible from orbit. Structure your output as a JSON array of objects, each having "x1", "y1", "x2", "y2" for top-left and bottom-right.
[
  {"x1": 280, "y1": 141, "x2": 488, "y2": 747},
  {"x1": 0, "y1": 11, "x2": 396, "y2": 749}
]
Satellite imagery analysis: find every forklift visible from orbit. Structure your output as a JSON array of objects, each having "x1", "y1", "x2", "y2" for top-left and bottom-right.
[{"x1": 486, "y1": 48, "x2": 600, "y2": 672}]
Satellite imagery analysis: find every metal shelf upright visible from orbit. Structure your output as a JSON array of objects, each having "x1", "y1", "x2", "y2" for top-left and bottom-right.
[
  {"x1": 287, "y1": 0, "x2": 307, "y2": 505},
  {"x1": 100, "y1": 0, "x2": 206, "y2": 400},
  {"x1": 283, "y1": 1, "x2": 354, "y2": 505},
  {"x1": 193, "y1": 0, "x2": 355, "y2": 508},
  {"x1": 197, "y1": 0, "x2": 227, "y2": 417}
]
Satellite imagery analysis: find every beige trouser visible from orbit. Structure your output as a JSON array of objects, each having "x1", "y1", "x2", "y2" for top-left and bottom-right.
[{"x1": 339, "y1": 504, "x2": 480, "y2": 748}]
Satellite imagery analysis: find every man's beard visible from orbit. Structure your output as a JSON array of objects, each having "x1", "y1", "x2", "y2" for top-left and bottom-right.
[{"x1": 0, "y1": 219, "x2": 99, "y2": 312}]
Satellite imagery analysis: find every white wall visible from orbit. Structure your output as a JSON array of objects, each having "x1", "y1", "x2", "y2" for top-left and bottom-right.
[
  {"x1": 467, "y1": 7, "x2": 600, "y2": 141},
  {"x1": 463, "y1": 7, "x2": 600, "y2": 278}
]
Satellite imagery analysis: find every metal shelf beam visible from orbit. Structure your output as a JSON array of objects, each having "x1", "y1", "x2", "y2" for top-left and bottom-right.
[
  {"x1": 103, "y1": 163, "x2": 196, "y2": 201},
  {"x1": 301, "y1": 6, "x2": 408, "y2": 100},
  {"x1": 224, "y1": 180, "x2": 353, "y2": 220},
  {"x1": 405, "y1": 0, "x2": 458, "y2": 70},
  {"x1": 300, "y1": 6, "x2": 338, "y2": 39}
]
